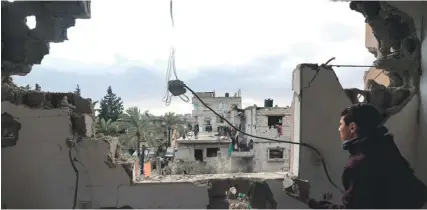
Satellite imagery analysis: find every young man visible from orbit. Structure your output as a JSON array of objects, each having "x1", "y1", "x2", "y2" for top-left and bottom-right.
[{"x1": 287, "y1": 103, "x2": 427, "y2": 208}]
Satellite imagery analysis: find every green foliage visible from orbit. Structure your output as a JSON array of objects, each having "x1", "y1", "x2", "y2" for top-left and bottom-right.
[
  {"x1": 108, "y1": 109, "x2": 191, "y2": 158},
  {"x1": 98, "y1": 86, "x2": 124, "y2": 122},
  {"x1": 118, "y1": 107, "x2": 151, "y2": 149},
  {"x1": 34, "y1": 83, "x2": 41, "y2": 91},
  {"x1": 96, "y1": 118, "x2": 119, "y2": 136},
  {"x1": 159, "y1": 112, "x2": 184, "y2": 128},
  {"x1": 24, "y1": 84, "x2": 31, "y2": 90},
  {"x1": 74, "y1": 84, "x2": 81, "y2": 96}
]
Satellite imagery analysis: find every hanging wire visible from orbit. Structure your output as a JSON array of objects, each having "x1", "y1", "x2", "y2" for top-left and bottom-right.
[
  {"x1": 183, "y1": 83, "x2": 345, "y2": 194},
  {"x1": 162, "y1": 0, "x2": 190, "y2": 106}
]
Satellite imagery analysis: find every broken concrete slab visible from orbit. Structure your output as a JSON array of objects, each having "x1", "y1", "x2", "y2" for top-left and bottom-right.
[{"x1": 291, "y1": 63, "x2": 421, "y2": 205}]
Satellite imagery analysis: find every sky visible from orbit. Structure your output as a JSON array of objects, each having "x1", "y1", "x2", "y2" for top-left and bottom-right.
[{"x1": 14, "y1": 0, "x2": 375, "y2": 115}]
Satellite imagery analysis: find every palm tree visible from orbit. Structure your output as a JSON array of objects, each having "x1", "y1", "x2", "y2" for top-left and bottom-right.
[
  {"x1": 161, "y1": 112, "x2": 184, "y2": 127},
  {"x1": 96, "y1": 118, "x2": 119, "y2": 136},
  {"x1": 158, "y1": 112, "x2": 185, "y2": 146},
  {"x1": 118, "y1": 107, "x2": 152, "y2": 175}
]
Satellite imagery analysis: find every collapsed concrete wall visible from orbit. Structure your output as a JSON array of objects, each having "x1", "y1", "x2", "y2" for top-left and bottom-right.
[
  {"x1": 1, "y1": 102, "x2": 307, "y2": 209},
  {"x1": 1, "y1": 83, "x2": 96, "y2": 138},
  {"x1": 1, "y1": 1, "x2": 90, "y2": 78},
  {"x1": 1, "y1": 102, "x2": 77, "y2": 208},
  {"x1": 347, "y1": 2, "x2": 421, "y2": 122},
  {"x1": 0, "y1": 102, "x2": 206, "y2": 208},
  {"x1": 291, "y1": 64, "x2": 421, "y2": 204},
  {"x1": 359, "y1": 0, "x2": 427, "y2": 186}
]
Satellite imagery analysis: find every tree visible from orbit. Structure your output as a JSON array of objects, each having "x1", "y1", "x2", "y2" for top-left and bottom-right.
[
  {"x1": 96, "y1": 118, "x2": 119, "y2": 136},
  {"x1": 24, "y1": 84, "x2": 31, "y2": 90},
  {"x1": 74, "y1": 85, "x2": 81, "y2": 96},
  {"x1": 118, "y1": 107, "x2": 152, "y2": 175},
  {"x1": 161, "y1": 112, "x2": 184, "y2": 127},
  {"x1": 34, "y1": 83, "x2": 41, "y2": 91},
  {"x1": 159, "y1": 112, "x2": 184, "y2": 146},
  {"x1": 98, "y1": 86, "x2": 124, "y2": 122}
]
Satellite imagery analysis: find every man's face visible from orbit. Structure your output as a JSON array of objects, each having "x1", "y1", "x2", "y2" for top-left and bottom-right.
[{"x1": 338, "y1": 116, "x2": 357, "y2": 141}]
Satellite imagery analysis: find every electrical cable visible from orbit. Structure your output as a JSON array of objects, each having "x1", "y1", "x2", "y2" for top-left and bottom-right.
[
  {"x1": 162, "y1": 0, "x2": 190, "y2": 106},
  {"x1": 177, "y1": 83, "x2": 345, "y2": 194},
  {"x1": 164, "y1": 57, "x2": 375, "y2": 194}
]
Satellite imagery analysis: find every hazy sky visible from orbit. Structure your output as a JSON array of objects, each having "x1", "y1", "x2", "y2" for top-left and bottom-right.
[{"x1": 14, "y1": 0, "x2": 374, "y2": 115}]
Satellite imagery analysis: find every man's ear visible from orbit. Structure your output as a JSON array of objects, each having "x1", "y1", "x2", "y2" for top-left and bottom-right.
[{"x1": 349, "y1": 122, "x2": 358, "y2": 133}]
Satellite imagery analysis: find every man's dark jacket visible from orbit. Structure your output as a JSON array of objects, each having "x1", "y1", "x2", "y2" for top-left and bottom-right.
[{"x1": 308, "y1": 126, "x2": 427, "y2": 209}]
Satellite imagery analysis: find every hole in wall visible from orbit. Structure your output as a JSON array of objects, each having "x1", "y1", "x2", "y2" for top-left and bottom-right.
[
  {"x1": 357, "y1": 94, "x2": 365, "y2": 102},
  {"x1": 26, "y1": 16, "x2": 36, "y2": 30}
]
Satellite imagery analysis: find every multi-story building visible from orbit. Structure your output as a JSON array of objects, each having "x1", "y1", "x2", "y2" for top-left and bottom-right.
[
  {"x1": 191, "y1": 90, "x2": 242, "y2": 132},
  {"x1": 228, "y1": 99, "x2": 293, "y2": 172}
]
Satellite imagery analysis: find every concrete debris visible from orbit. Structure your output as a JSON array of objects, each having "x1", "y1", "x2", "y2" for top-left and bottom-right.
[
  {"x1": 170, "y1": 160, "x2": 218, "y2": 175},
  {"x1": 226, "y1": 186, "x2": 251, "y2": 209},
  {"x1": 136, "y1": 172, "x2": 288, "y2": 184},
  {"x1": 1, "y1": 82, "x2": 95, "y2": 137},
  {"x1": 1, "y1": 1, "x2": 90, "y2": 76},
  {"x1": 347, "y1": 1, "x2": 420, "y2": 121},
  {"x1": 228, "y1": 197, "x2": 250, "y2": 209},
  {"x1": 1, "y1": 82, "x2": 94, "y2": 115},
  {"x1": 100, "y1": 135, "x2": 136, "y2": 169}
]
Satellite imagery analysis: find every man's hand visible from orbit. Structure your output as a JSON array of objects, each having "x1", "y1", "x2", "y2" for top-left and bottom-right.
[{"x1": 285, "y1": 178, "x2": 311, "y2": 204}]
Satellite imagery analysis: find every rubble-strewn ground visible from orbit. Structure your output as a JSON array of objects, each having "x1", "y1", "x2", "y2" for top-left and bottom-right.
[
  {"x1": 228, "y1": 197, "x2": 251, "y2": 209},
  {"x1": 135, "y1": 172, "x2": 288, "y2": 183}
]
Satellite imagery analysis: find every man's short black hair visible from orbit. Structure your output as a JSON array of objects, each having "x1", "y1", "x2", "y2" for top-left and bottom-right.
[{"x1": 340, "y1": 103, "x2": 381, "y2": 136}]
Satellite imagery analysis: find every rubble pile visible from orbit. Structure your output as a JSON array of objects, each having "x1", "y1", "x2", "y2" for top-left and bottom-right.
[
  {"x1": 228, "y1": 197, "x2": 250, "y2": 209},
  {"x1": 226, "y1": 187, "x2": 251, "y2": 209},
  {"x1": 171, "y1": 160, "x2": 216, "y2": 175},
  {"x1": 1, "y1": 82, "x2": 93, "y2": 112},
  {"x1": 136, "y1": 172, "x2": 288, "y2": 183}
]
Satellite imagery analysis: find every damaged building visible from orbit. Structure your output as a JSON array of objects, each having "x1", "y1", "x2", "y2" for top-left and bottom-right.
[
  {"x1": 192, "y1": 91, "x2": 242, "y2": 132},
  {"x1": 290, "y1": 1, "x2": 427, "y2": 207},
  {"x1": 228, "y1": 99, "x2": 292, "y2": 173},
  {"x1": 2, "y1": 0, "x2": 427, "y2": 209}
]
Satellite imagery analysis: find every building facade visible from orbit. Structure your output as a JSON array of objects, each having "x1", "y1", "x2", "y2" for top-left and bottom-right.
[
  {"x1": 191, "y1": 91, "x2": 242, "y2": 132},
  {"x1": 229, "y1": 104, "x2": 293, "y2": 172}
]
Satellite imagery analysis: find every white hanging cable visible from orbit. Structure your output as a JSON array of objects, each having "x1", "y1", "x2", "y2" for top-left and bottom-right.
[{"x1": 162, "y1": 0, "x2": 190, "y2": 106}]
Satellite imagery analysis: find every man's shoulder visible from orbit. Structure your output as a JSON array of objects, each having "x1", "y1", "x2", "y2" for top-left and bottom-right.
[{"x1": 344, "y1": 153, "x2": 370, "y2": 169}]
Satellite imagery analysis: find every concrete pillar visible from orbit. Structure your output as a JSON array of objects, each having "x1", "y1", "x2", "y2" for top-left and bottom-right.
[{"x1": 290, "y1": 64, "x2": 349, "y2": 203}]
